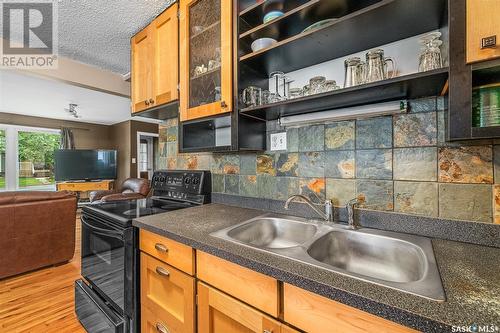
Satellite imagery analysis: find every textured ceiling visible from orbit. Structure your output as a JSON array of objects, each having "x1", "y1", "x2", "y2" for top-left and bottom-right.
[{"x1": 57, "y1": 0, "x2": 175, "y2": 74}]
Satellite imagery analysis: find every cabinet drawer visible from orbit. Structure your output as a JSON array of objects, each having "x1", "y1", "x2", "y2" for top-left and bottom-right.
[
  {"x1": 283, "y1": 284, "x2": 417, "y2": 333},
  {"x1": 196, "y1": 251, "x2": 279, "y2": 317},
  {"x1": 140, "y1": 229, "x2": 195, "y2": 275},
  {"x1": 141, "y1": 253, "x2": 195, "y2": 333},
  {"x1": 197, "y1": 282, "x2": 282, "y2": 333}
]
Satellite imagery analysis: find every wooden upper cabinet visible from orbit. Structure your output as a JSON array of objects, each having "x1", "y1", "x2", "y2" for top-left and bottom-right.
[
  {"x1": 131, "y1": 26, "x2": 154, "y2": 113},
  {"x1": 131, "y1": 4, "x2": 179, "y2": 113},
  {"x1": 153, "y1": 4, "x2": 179, "y2": 106},
  {"x1": 466, "y1": 0, "x2": 500, "y2": 63},
  {"x1": 198, "y1": 282, "x2": 291, "y2": 333},
  {"x1": 179, "y1": 0, "x2": 233, "y2": 122}
]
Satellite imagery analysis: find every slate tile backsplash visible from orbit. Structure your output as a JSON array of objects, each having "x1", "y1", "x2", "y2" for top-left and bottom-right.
[{"x1": 159, "y1": 96, "x2": 500, "y2": 224}]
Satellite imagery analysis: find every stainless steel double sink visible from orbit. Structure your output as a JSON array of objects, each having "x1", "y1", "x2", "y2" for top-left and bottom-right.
[{"x1": 211, "y1": 214, "x2": 445, "y2": 301}]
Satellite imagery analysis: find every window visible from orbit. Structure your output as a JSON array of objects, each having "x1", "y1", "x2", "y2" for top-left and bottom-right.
[
  {"x1": 18, "y1": 131, "x2": 61, "y2": 189},
  {"x1": 0, "y1": 125, "x2": 60, "y2": 191}
]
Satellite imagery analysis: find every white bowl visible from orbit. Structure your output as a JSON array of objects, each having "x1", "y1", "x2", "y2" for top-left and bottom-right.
[{"x1": 251, "y1": 38, "x2": 277, "y2": 52}]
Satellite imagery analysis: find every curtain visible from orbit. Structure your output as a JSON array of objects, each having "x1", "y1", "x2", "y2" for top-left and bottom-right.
[{"x1": 60, "y1": 128, "x2": 75, "y2": 149}]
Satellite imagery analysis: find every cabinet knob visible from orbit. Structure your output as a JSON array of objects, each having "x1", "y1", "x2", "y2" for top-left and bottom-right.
[
  {"x1": 149, "y1": 98, "x2": 155, "y2": 104},
  {"x1": 155, "y1": 322, "x2": 170, "y2": 333},
  {"x1": 145, "y1": 99, "x2": 150, "y2": 106},
  {"x1": 154, "y1": 243, "x2": 168, "y2": 253},
  {"x1": 221, "y1": 101, "x2": 228, "y2": 108},
  {"x1": 155, "y1": 266, "x2": 170, "y2": 277},
  {"x1": 263, "y1": 330, "x2": 273, "y2": 333}
]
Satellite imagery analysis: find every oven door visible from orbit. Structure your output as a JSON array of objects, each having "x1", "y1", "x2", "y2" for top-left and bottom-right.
[{"x1": 81, "y1": 213, "x2": 125, "y2": 314}]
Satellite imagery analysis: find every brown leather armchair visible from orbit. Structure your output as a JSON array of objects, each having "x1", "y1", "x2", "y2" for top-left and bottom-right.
[
  {"x1": 0, "y1": 191, "x2": 77, "y2": 279},
  {"x1": 89, "y1": 178, "x2": 151, "y2": 203}
]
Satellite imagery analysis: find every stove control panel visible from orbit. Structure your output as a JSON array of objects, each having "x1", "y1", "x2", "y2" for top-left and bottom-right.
[{"x1": 151, "y1": 170, "x2": 211, "y2": 203}]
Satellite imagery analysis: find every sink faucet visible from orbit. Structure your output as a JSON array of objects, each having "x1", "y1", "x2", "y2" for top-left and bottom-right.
[
  {"x1": 346, "y1": 198, "x2": 360, "y2": 229},
  {"x1": 284, "y1": 195, "x2": 333, "y2": 222}
]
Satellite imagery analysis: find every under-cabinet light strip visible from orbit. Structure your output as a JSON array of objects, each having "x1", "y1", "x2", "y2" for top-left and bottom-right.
[{"x1": 278, "y1": 100, "x2": 408, "y2": 127}]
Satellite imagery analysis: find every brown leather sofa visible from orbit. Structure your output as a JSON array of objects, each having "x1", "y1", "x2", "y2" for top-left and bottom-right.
[
  {"x1": 0, "y1": 191, "x2": 77, "y2": 279},
  {"x1": 89, "y1": 178, "x2": 151, "y2": 203}
]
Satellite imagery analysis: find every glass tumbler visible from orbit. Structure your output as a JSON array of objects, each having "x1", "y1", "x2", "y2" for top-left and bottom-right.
[
  {"x1": 241, "y1": 86, "x2": 262, "y2": 107},
  {"x1": 309, "y1": 76, "x2": 326, "y2": 95},
  {"x1": 288, "y1": 88, "x2": 303, "y2": 99},
  {"x1": 269, "y1": 71, "x2": 287, "y2": 100}
]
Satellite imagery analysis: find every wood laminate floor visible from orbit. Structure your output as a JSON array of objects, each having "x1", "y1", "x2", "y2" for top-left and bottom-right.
[{"x1": 0, "y1": 217, "x2": 85, "y2": 333}]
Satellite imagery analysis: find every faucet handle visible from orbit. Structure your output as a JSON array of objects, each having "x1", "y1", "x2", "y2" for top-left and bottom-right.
[{"x1": 346, "y1": 198, "x2": 360, "y2": 229}]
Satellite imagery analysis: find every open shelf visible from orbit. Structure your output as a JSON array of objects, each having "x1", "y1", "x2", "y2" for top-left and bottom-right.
[
  {"x1": 239, "y1": 0, "x2": 379, "y2": 51},
  {"x1": 239, "y1": 0, "x2": 310, "y2": 32},
  {"x1": 239, "y1": 68, "x2": 449, "y2": 120},
  {"x1": 239, "y1": 0, "x2": 447, "y2": 76}
]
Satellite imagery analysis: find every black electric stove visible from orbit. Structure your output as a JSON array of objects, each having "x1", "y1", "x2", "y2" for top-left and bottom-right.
[{"x1": 75, "y1": 170, "x2": 211, "y2": 333}]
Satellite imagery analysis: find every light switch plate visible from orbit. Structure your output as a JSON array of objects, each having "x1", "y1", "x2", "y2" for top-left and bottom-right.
[
  {"x1": 132, "y1": 158, "x2": 136, "y2": 164},
  {"x1": 270, "y1": 132, "x2": 287, "y2": 151}
]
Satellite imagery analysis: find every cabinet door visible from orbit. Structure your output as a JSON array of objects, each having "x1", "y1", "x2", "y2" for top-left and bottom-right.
[
  {"x1": 197, "y1": 282, "x2": 281, "y2": 333},
  {"x1": 131, "y1": 26, "x2": 154, "y2": 113},
  {"x1": 179, "y1": 0, "x2": 233, "y2": 121},
  {"x1": 153, "y1": 4, "x2": 179, "y2": 106},
  {"x1": 283, "y1": 284, "x2": 417, "y2": 333},
  {"x1": 141, "y1": 253, "x2": 195, "y2": 333},
  {"x1": 466, "y1": 0, "x2": 500, "y2": 63}
]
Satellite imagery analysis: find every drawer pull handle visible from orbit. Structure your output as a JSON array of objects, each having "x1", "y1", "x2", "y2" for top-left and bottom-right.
[
  {"x1": 156, "y1": 322, "x2": 170, "y2": 333},
  {"x1": 154, "y1": 243, "x2": 168, "y2": 253},
  {"x1": 155, "y1": 266, "x2": 170, "y2": 277},
  {"x1": 263, "y1": 330, "x2": 273, "y2": 333}
]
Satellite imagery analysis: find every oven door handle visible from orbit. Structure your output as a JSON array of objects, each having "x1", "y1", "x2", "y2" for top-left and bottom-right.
[{"x1": 81, "y1": 216, "x2": 123, "y2": 240}]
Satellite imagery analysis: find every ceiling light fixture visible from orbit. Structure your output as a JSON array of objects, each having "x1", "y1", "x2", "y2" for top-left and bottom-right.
[{"x1": 278, "y1": 100, "x2": 407, "y2": 127}]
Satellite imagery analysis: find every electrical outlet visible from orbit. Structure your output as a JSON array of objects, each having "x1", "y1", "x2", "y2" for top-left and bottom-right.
[{"x1": 270, "y1": 132, "x2": 287, "y2": 151}]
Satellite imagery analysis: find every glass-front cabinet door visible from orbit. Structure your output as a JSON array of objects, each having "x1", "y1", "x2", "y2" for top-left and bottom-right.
[{"x1": 179, "y1": 0, "x2": 233, "y2": 122}]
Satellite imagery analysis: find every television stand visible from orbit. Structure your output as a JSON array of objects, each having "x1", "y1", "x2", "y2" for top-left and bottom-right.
[{"x1": 56, "y1": 180, "x2": 114, "y2": 201}]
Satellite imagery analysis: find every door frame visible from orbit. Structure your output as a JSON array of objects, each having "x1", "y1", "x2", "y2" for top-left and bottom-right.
[{"x1": 136, "y1": 131, "x2": 159, "y2": 180}]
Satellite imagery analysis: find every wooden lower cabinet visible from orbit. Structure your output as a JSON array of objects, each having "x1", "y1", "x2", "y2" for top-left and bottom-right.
[
  {"x1": 140, "y1": 253, "x2": 195, "y2": 333},
  {"x1": 197, "y1": 282, "x2": 298, "y2": 333},
  {"x1": 196, "y1": 251, "x2": 279, "y2": 317},
  {"x1": 140, "y1": 229, "x2": 195, "y2": 275},
  {"x1": 283, "y1": 284, "x2": 417, "y2": 333}
]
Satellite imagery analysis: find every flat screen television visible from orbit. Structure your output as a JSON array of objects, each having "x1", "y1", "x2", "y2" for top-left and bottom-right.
[{"x1": 55, "y1": 149, "x2": 117, "y2": 181}]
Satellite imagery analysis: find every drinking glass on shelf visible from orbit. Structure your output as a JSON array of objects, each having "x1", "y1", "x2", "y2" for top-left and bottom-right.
[
  {"x1": 269, "y1": 71, "x2": 287, "y2": 100},
  {"x1": 288, "y1": 88, "x2": 303, "y2": 99},
  {"x1": 309, "y1": 76, "x2": 326, "y2": 95},
  {"x1": 419, "y1": 38, "x2": 443, "y2": 72},
  {"x1": 323, "y1": 80, "x2": 340, "y2": 92},
  {"x1": 344, "y1": 57, "x2": 365, "y2": 88},
  {"x1": 262, "y1": 90, "x2": 271, "y2": 104},
  {"x1": 365, "y1": 49, "x2": 396, "y2": 83},
  {"x1": 241, "y1": 86, "x2": 262, "y2": 107},
  {"x1": 303, "y1": 84, "x2": 310, "y2": 96}
]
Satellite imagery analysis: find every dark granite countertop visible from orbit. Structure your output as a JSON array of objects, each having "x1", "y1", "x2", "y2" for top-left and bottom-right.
[{"x1": 133, "y1": 203, "x2": 500, "y2": 332}]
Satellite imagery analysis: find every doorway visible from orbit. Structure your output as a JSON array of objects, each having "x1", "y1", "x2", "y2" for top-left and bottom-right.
[{"x1": 137, "y1": 132, "x2": 159, "y2": 181}]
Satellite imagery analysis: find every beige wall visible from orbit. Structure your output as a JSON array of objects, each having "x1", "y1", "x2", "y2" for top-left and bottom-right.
[
  {"x1": 110, "y1": 121, "x2": 131, "y2": 186},
  {"x1": 0, "y1": 112, "x2": 113, "y2": 149}
]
